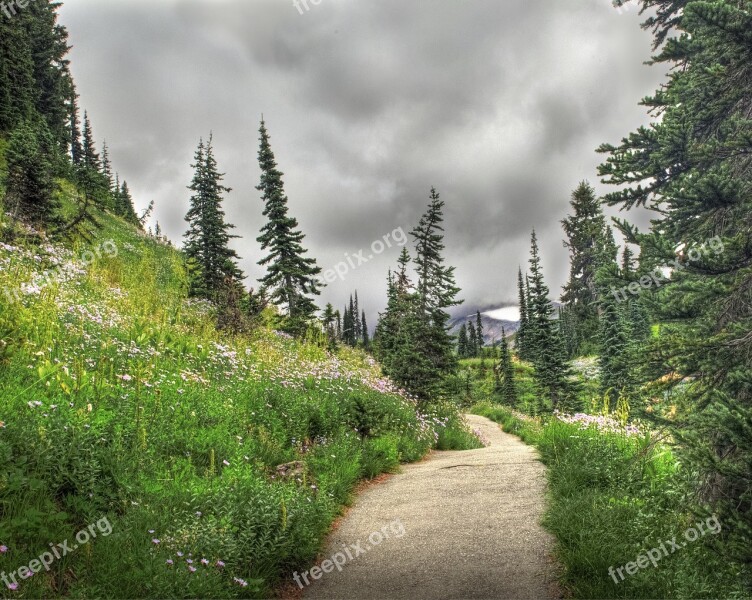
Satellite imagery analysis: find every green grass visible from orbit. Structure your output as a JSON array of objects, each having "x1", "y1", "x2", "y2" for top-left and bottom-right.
[
  {"x1": 0, "y1": 202, "x2": 480, "y2": 598},
  {"x1": 472, "y1": 403, "x2": 747, "y2": 599}
]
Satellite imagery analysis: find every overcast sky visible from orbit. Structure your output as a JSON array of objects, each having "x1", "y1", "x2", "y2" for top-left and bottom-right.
[{"x1": 58, "y1": 0, "x2": 664, "y2": 322}]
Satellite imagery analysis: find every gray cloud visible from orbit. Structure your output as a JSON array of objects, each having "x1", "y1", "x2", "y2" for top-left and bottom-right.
[{"x1": 60, "y1": 0, "x2": 664, "y2": 321}]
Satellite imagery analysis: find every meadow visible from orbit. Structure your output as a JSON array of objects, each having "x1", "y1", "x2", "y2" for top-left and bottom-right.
[{"x1": 0, "y1": 207, "x2": 478, "y2": 599}]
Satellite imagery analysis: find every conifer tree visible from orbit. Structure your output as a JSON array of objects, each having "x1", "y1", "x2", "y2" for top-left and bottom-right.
[
  {"x1": 256, "y1": 119, "x2": 321, "y2": 334},
  {"x1": 468, "y1": 323, "x2": 478, "y2": 358},
  {"x1": 560, "y1": 181, "x2": 617, "y2": 356},
  {"x1": 322, "y1": 303, "x2": 337, "y2": 348},
  {"x1": 516, "y1": 268, "x2": 530, "y2": 360},
  {"x1": 184, "y1": 136, "x2": 244, "y2": 301},
  {"x1": 361, "y1": 310, "x2": 370, "y2": 350},
  {"x1": 475, "y1": 310, "x2": 484, "y2": 355},
  {"x1": 526, "y1": 230, "x2": 576, "y2": 411},
  {"x1": 5, "y1": 119, "x2": 57, "y2": 225},
  {"x1": 498, "y1": 327, "x2": 518, "y2": 406},
  {"x1": 599, "y1": 0, "x2": 752, "y2": 562},
  {"x1": 458, "y1": 323, "x2": 468, "y2": 358}
]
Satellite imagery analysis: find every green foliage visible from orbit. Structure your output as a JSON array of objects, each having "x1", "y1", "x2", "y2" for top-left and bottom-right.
[
  {"x1": 473, "y1": 404, "x2": 746, "y2": 599},
  {"x1": 374, "y1": 189, "x2": 462, "y2": 401},
  {"x1": 599, "y1": 0, "x2": 752, "y2": 574},
  {"x1": 183, "y1": 136, "x2": 244, "y2": 302},
  {"x1": 255, "y1": 120, "x2": 321, "y2": 335},
  {"x1": 0, "y1": 211, "x2": 474, "y2": 598}
]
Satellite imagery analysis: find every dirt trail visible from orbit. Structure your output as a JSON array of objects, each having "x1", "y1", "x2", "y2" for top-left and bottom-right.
[{"x1": 302, "y1": 414, "x2": 558, "y2": 600}]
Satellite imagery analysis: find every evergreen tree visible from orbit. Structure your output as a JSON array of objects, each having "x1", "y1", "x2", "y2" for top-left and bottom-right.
[
  {"x1": 475, "y1": 310, "x2": 484, "y2": 354},
  {"x1": 361, "y1": 310, "x2": 370, "y2": 350},
  {"x1": 256, "y1": 119, "x2": 321, "y2": 334},
  {"x1": 184, "y1": 136, "x2": 244, "y2": 301},
  {"x1": 599, "y1": 0, "x2": 752, "y2": 564},
  {"x1": 526, "y1": 230, "x2": 576, "y2": 411},
  {"x1": 353, "y1": 291, "x2": 361, "y2": 341},
  {"x1": 81, "y1": 111, "x2": 101, "y2": 171},
  {"x1": 407, "y1": 187, "x2": 463, "y2": 400},
  {"x1": 322, "y1": 303, "x2": 337, "y2": 348},
  {"x1": 516, "y1": 268, "x2": 530, "y2": 360},
  {"x1": 335, "y1": 310, "x2": 342, "y2": 341},
  {"x1": 458, "y1": 323, "x2": 468, "y2": 358},
  {"x1": 468, "y1": 322, "x2": 478, "y2": 358},
  {"x1": 101, "y1": 140, "x2": 114, "y2": 191},
  {"x1": 115, "y1": 180, "x2": 139, "y2": 225},
  {"x1": 5, "y1": 119, "x2": 57, "y2": 225},
  {"x1": 560, "y1": 181, "x2": 617, "y2": 356},
  {"x1": 598, "y1": 294, "x2": 632, "y2": 407},
  {"x1": 498, "y1": 327, "x2": 518, "y2": 406}
]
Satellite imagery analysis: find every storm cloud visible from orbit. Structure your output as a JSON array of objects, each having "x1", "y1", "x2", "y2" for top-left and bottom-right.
[{"x1": 59, "y1": 0, "x2": 663, "y2": 321}]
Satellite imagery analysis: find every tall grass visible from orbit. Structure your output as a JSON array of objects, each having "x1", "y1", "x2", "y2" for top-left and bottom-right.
[
  {"x1": 472, "y1": 403, "x2": 746, "y2": 599},
  {"x1": 0, "y1": 206, "x2": 478, "y2": 599}
]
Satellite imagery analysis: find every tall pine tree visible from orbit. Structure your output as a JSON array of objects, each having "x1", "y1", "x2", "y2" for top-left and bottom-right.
[{"x1": 256, "y1": 119, "x2": 321, "y2": 335}]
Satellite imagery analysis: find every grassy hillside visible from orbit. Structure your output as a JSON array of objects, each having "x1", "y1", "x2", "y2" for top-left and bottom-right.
[
  {"x1": 471, "y1": 371, "x2": 746, "y2": 599},
  {"x1": 0, "y1": 189, "x2": 478, "y2": 598}
]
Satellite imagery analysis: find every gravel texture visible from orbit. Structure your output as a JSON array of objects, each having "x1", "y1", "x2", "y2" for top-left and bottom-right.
[{"x1": 302, "y1": 414, "x2": 559, "y2": 600}]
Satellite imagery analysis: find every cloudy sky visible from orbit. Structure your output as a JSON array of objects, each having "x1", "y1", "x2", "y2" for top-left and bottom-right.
[{"x1": 58, "y1": 0, "x2": 664, "y2": 322}]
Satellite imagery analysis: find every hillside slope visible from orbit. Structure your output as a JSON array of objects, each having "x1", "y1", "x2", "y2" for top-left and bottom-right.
[{"x1": 0, "y1": 201, "x2": 477, "y2": 598}]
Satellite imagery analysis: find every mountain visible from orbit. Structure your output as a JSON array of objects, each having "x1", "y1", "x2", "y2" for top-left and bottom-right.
[{"x1": 449, "y1": 305, "x2": 521, "y2": 346}]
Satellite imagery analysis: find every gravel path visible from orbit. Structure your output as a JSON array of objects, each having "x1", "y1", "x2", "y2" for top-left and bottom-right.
[{"x1": 302, "y1": 414, "x2": 558, "y2": 600}]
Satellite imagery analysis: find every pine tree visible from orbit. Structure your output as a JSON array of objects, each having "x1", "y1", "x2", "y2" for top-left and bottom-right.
[
  {"x1": 5, "y1": 119, "x2": 57, "y2": 225},
  {"x1": 598, "y1": 294, "x2": 632, "y2": 407},
  {"x1": 322, "y1": 303, "x2": 337, "y2": 348},
  {"x1": 353, "y1": 291, "x2": 361, "y2": 341},
  {"x1": 458, "y1": 323, "x2": 468, "y2": 358},
  {"x1": 81, "y1": 112, "x2": 101, "y2": 172},
  {"x1": 475, "y1": 311, "x2": 484, "y2": 355},
  {"x1": 468, "y1": 322, "x2": 478, "y2": 358},
  {"x1": 526, "y1": 230, "x2": 576, "y2": 411},
  {"x1": 516, "y1": 268, "x2": 530, "y2": 360},
  {"x1": 256, "y1": 119, "x2": 321, "y2": 334},
  {"x1": 116, "y1": 181, "x2": 139, "y2": 225},
  {"x1": 407, "y1": 187, "x2": 463, "y2": 400},
  {"x1": 361, "y1": 310, "x2": 370, "y2": 350},
  {"x1": 560, "y1": 181, "x2": 617, "y2": 356},
  {"x1": 598, "y1": 0, "x2": 752, "y2": 564},
  {"x1": 373, "y1": 248, "x2": 432, "y2": 394},
  {"x1": 184, "y1": 136, "x2": 244, "y2": 301},
  {"x1": 498, "y1": 327, "x2": 518, "y2": 406},
  {"x1": 101, "y1": 140, "x2": 114, "y2": 191}
]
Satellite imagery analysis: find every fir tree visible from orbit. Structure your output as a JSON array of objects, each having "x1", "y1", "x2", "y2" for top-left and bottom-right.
[
  {"x1": 475, "y1": 310, "x2": 484, "y2": 355},
  {"x1": 516, "y1": 268, "x2": 530, "y2": 360},
  {"x1": 468, "y1": 322, "x2": 478, "y2": 358},
  {"x1": 407, "y1": 187, "x2": 463, "y2": 400},
  {"x1": 184, "y1": 136, "x2": 244, "y2": 301},
  {"x1": 5, "y1": 119, "x2": 57, "y2": 225},
  {"x1": 498, "y1": 327, "x2": 518, "y2": 406},
  {"x1": 560, "y1": 181, "x2": 616, "y2": 356},
  {"x1": 526, "y1": 230, "x2": 576, "y2": 411},
  {"x1": 458, "y1": 323, "x2": 468, "y2": 358},
  {"x1": 598, "y1": 0, "x2": 752, "y2": 564},
  {"x1": 256, "y1": 119, "x2": 321, "y2": 334},
  {"x1": 361, "y1": 310, "x2": 370, "y2": 350}
]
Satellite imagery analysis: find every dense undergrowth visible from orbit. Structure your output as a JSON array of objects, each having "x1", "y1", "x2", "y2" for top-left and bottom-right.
[
  {"x1": 0, "y1": 199, "x2": 478, "y2": 598},
  {"x1": 472, "y1": 401, "x2": 747, "y2": 599}
]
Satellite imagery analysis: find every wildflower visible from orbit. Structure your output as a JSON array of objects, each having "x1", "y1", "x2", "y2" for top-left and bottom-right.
[
  {"x1": 200, "y1": 558, "x2": 209, "y2": 565},
  {"x1": 186, "y1": 558, "x2": 193, "y2": 564},
  {"x1": 0, "y1": 545, "x2": 7, "y2": 553},
  {"x1": 148, "y1": 530, "x2": 155, "y2": 533},
  {"x1": 216, "y1": 560, "x2": 225, "y2": 568},
  {"x1": 222, "y1": 460, "x2": 230, "y2": 466},
  {"x1": 152, "y1": 538, "x2": 160, "y2": 545},
  {"x1": 177, "y1": 551, "x2": 184, "y2": 557},
  {"x1": 6, "y1": 582, "x2": 18, "y2": 591},
  {"x1": 195, "y1": 511, "x2": 202, "y2": 517},
  {"x1": 188, "y1": 566, "x2": 197, "y2": 573},
  {"x1": 234, "y1": 577, "x2": 248, "y2": 587},
  {"x1": 166, "y1": 559, "x2": 174, "y2": 565}
]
